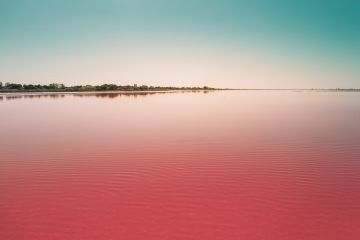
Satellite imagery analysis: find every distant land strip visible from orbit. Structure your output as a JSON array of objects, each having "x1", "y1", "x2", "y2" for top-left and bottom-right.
[
  {"x1": 0, "y1": 82, "x2": 218, "y2": 92},
  {"x1": 0, "y1": 82, "x2": 359, "y2": 92}
]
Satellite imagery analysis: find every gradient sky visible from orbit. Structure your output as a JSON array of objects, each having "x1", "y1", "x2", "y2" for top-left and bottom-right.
[{"x1": 0, "y1": 0, "x2": 359, "y2": 88}]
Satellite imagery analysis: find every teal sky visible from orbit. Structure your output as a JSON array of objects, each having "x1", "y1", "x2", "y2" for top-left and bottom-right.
[{"x1": 0, "y1": 0, "x2": 359, "y2": 88}]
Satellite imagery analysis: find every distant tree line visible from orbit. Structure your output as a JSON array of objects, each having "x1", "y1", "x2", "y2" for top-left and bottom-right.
[{"x1": 0, "y1": 82, "x2": 216, "y2": 92}]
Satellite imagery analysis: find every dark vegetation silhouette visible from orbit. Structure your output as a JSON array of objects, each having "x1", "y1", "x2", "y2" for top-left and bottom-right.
[
  {"x1": 1, "y1": 82, "x2": 359, "y2": 93},
  {"x1": 0, "y1": 82, "x2": 216, "y2": 92}
]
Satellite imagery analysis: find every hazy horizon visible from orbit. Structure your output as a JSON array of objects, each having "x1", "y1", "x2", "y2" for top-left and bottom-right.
[{"x1": 1, "y1": 0, "x2": 359, "y2": 88}]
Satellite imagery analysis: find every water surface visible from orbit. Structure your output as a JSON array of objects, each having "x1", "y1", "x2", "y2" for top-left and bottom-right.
[{"x1": 1, "y1": 91, "x2": 360, "y2": 239}]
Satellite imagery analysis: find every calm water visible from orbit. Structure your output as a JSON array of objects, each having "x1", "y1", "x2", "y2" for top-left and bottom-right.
[{"x1": 1, "y1": 91, "x2": 360, "y2": 239}]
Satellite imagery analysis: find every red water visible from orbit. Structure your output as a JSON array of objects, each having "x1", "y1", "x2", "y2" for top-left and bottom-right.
[{"x1": 1, "y1": 91, "x2": 360, "y2": 239}]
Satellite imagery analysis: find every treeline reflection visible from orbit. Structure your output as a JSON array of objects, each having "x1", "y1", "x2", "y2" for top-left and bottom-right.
[
  {"x1": 1, "y1": 94, "x2": 66, "y2": 101},
  {"x1": 0, "y1": 91, "x2": 211, "y2": 101},
  {"x1": 73, "y1": 92, "x2": 169, "y2": 99}
]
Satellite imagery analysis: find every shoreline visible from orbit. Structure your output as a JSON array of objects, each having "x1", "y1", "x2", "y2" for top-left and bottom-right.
[
  {"x1": 1, "y1": 88, "x2": 360, "y2": 96},
  {"x1": 0, "y1": 89, "x2": 221, "y2": 96}
]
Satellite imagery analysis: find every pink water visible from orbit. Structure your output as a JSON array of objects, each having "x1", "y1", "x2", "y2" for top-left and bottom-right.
[{"x1": 1, "y1": 91, "x2": 360, "y2": 239}]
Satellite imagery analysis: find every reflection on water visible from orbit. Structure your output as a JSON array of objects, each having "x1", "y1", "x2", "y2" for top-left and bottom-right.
[
  {"x1": 73, "y1": 91, "x2": 172, "y2": 98},
  {"x1": 0, "y1": 92, "x2": 166, "y2": 100},
  {"x1": 0, "y1": 90, "x2": 360, "y2": 240},
  {"x1": 0, "y1": 90, "x2": 212, "y2": 101},
  {"x1": 2, "y1": 94, "x2": 66, "y2": 100}
]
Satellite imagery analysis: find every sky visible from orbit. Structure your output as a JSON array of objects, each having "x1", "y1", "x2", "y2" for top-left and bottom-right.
[{"x1": 0, "y1": 0, "x2": 359, "y2": 88}]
